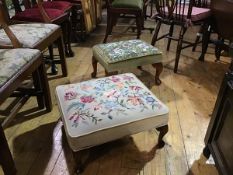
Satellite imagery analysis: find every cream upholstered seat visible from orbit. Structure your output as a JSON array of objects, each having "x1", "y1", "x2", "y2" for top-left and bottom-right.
[
  {"x1": 0, "y1": 23, "x2": 59, "y2": 48},
  {"x1": 91, "y1": 40, "x2": 164, "y2": 85},
  {"x1": 56, "y1": 73, "x2": 169, "y2": 151},
  {"x1": 0, "y1": 48, "x2": 41, "y2": 87}
]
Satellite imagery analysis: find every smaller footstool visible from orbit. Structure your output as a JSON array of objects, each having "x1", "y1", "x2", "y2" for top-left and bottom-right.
[
  {"x1": 56, "y1": 74, "x2": 169, "y2": 172},
  {"x1": 91, "y1": 40, "x2": 163, "y2": 85}
]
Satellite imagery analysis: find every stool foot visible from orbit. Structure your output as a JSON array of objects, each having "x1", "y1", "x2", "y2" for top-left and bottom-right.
[
  {"x1": 156, "y1": 125, "x2": 168, "y2": 148},
  {"x1": 152, "y1": 63, "x2": 163, "y2": 85},
  {"x1": 92, "y1": 56, "x2": 98, "y2": 78}
]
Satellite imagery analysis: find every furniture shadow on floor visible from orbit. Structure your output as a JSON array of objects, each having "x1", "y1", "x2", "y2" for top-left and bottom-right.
[
  {"x1": 0, "y1": 106, "x2": 50, "y2": 129},
  {"x1": 12, "y1": 122, "x2": 58, "y2": 175},
  {"x1": 61, "y1": 132, "x2": 166, "y2": 175}
]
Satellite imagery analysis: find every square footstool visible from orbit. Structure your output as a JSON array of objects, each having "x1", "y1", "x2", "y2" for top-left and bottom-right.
[
  {"x1": 91, "y1": 40, "x2": 163, "y2": 85},
  {"x1": 56, "y1": 73, "x2": 169, "y2": 172}
]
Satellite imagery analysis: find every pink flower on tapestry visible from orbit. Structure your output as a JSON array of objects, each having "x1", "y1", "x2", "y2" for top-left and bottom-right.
[
  {"x1": 80, "y1": 96, "x2": 95, "y2": 103},
  {"x1": 64, "y1": 91, "x2": 77, "y2": 100},
  {"x1": 94, "y1": 104, "x2": 102, "y2": 111},
  {"x1": 110, "y1": 76, "x2": 120, "y2": 82},
  {"x1": 127, "y1": 96, "x2": 142, "y2": 106},
  {"x1": 116, "y1": 82, "x2": 124, "y2": 89},
  {"x1": 80, "y1": 84, "x2": 92, "y2": 91},
  {"x1": 129, "y1": 86, "x2": 142, "y2": 91}
]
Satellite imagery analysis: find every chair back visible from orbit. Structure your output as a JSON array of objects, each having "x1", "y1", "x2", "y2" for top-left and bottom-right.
[{"x1": 154, "y1": 0, "x2": 193, "y2": 23}]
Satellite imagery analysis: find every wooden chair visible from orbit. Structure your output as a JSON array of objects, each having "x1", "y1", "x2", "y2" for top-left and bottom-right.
[
  {"x1": 151, "y1": 0, "x2": 211, "y2": 72},
  {"x1": 0, "y1": 48, "x2": 52, "y2": 174},
  {"x1": 0, "y1": 2, "x2": 68, "y2": 77},
  {"x1": 103, "y1": 0, "x2": 145, "y2": 43},
  {"x1": 3, "y1": 0, "x2": 74, "y2": 57}
]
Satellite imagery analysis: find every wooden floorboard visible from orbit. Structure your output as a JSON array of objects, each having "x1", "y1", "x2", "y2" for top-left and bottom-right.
[{"x1": 1, "y1": 15, "x2": 230, "y2": 175}]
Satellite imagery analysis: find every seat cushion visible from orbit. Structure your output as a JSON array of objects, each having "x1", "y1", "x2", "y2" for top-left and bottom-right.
[
  {"x1": 190, "y1": 7, "x2": 211, "y2": 21},
  {"x1": 0, "y1": 23, "x2": 59, "y2": 48},
  {"x1": 56, "y1": 73, "x2": 169, "y2": 151},
  {"x1": 0, "y1": 49, "x2": 40, "y2": 87},
  {"x1": 112, "y1": 0, "x2": 143, "y2": 9},
  {"x1": 34, "y1": 1, "x2": 72, "y2": 12},
  {"x1": 93, "y1": 40, "x2": 162, "y2": 72},
  {"x1": 11, "y1": 8, "x2": 65, "y2": 22}
]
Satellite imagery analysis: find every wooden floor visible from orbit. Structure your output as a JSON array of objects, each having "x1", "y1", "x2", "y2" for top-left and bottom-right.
[{"x1": 0, "y1": 16, "x2": 231, "y2": 175}]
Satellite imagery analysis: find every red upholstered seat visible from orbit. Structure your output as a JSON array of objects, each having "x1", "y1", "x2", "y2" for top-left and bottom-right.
[
  {"x1": 11, "y1": 8, "x2": 65, "y2": 22},
  {"x1": 34, "y1": 1, "x2": 72, "y2": 12}
]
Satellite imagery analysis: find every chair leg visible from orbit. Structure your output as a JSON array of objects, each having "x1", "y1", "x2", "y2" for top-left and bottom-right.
[
  {"x1": 152, "y1": 62, "x2": 163, "y2": 85},
  {"x1": 32, "y1": 69, "x2": 44, "y2": 109},
  {"x1": 38, "y1": 61, "x2": 52, "y2": 112},
  {"x1": 156, "y1": 125, "x2": 168, "y2": 148},
  {"x1": 91, "y1": 56, "x2": 98, "y2": 78},
  {"x1": 192, "y1": 24, "x2": 204, "y2": 52},
  {"x1": 198, "y1": 24, "x2": 211, "y2": 61},
  {"x1": 135, "y1": 13, "x2": 142, "y2": 39},
  {"x1": 151, "y1": 20, "x2": 162, "y2": 46},
  {"x1": 103, "y1": 12, "x2": 114, "y2": 43},
  {"x1": 174, "y1": 26, "x2": 187, "y2": 73},
  {"x1": 0, "y1": 125, "x2": 17, "y2": 175},
  {"x1": 57, "y1": 37, "x2": 68, "y2": 77},
  {"x1": 48, "y1": 45, "x2": 58, "y2": 75},
  {"x1": 167, "y1": 23, "x2": 174, "y2": 51},
  {"x1": 66, "y1": 19, "x2": 74, "y2": 57}
]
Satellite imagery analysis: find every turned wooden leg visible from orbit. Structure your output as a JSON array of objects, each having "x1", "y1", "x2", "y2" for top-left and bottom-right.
[
  {"x1": 91, "y1": 56, "x2": 98, "y2": 78},
  {"x1": 152, "y1": 62, "x2": 163, "y2": 85},
  {"x1": 156, "y1": 125, "x2": 168, "y2": 148}
]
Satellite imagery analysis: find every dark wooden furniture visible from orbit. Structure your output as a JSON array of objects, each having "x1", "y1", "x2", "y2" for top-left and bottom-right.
[
  {"x1": 0, "y1": 49, "x2": 52, "y2": 174},
  {"x1": 0, "y1": 124, "x2": 16, "y2": 175},
  {"x1": 151, "y1": 0, "x2": 211, "y2": 72},
  {"x1": 198, "y1": 0, "x2": 233, "y2": 61},
  {"x1": 4, "y1": 0, "x2": 74, "y2": 57},
  {"x1": 203, "y1": 44, "x2": 233, "y2": 175},
  {"x1": 0, "y1": 2, "x2": 68, "y2": 77},
  {"x1": 103, "y1": 0, "x2": 144, "y2": 43}
]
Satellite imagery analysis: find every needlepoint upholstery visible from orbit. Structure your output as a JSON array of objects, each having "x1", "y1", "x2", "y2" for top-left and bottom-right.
[
  {"x1": 112, "y1": 0, "x2": 144, "y2": 9},
  {"x1": 0, "y1": 23, "x2": 59, "y2": 48},
  {"x1": 56, "y1": 73, "x2": 169, "y2": 151},
  {"x1": 92, "y1": 39, "x2": 162, "y2": 72},
  {"x1": 0, "y1": 49, "x2": 40, "y2": 87}
]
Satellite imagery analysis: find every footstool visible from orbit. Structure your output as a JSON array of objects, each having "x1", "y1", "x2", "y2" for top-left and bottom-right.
[
  {"x1": 91, "y1": 40, "x2": 163, "y2": 85},
  {"x1": 56, "y1": 73, "x2": 169, "y2": 172}
]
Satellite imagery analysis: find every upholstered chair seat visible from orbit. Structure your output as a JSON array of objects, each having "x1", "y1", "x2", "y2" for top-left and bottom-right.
[
  {"x1": 111, "y1": 0, "x2": 143, "y2": 9},
  {"x1": 11, "y1": 8, "x2": 66, "y2": 22},
  {"x1": 0, "y1": 49, "x2": 40, "y2": 87},
  {"x1": 34, "y1": 1, "x2": 72, "y2": 12},
  {"x1": 0, "y1": 23, "x2": 59, "y2": 48}
]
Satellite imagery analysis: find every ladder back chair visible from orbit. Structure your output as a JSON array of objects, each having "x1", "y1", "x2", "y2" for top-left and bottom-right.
[{"x1": 151, "y1": 0, "x2": 211, "y2": 72}]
